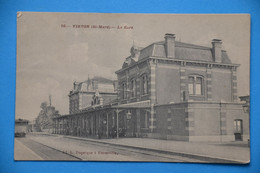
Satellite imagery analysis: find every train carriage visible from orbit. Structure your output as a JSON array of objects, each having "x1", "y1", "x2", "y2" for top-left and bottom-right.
[{"x1": 15, "y1": 119, "x2": 29, "y2": 137}]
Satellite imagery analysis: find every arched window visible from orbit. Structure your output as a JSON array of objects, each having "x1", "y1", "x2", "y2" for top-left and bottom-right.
[
  {"x1": 188, "y1": 77, "x2": 194, "y2": 95},
  {"x1": 196, "y1": 77, "x2": 203, "y2": 95},
  {"x1": 188, "y1": 75, "x2": 203, "y2": 96}
]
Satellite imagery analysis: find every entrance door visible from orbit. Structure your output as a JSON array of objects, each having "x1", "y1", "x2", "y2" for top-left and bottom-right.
[{"x1": 234, "y1": 119, "x2": 243, "y2": 141}]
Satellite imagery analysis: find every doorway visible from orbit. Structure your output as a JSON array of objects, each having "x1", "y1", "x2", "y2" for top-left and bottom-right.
[{"x1": 234, "y1": 119, "x2": 243, "y2": 141}]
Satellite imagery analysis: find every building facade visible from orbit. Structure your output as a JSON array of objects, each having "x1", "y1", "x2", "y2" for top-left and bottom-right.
[
  {"x1": 69, "y1": 76, "x2": 117, "y2": 114},
  {"x1": 53, "y1": 33, "x2": 249, "y2": 142}
]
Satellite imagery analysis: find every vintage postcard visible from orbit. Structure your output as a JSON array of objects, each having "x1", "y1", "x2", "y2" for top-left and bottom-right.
[{"x1": 15, "y1": 12, "x2": 250, "y2": 163}]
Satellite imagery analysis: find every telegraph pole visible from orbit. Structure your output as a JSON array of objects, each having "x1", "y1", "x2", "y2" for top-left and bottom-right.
[{"x1": 49, "y1": 94, "x2": 52, "y2": 106}]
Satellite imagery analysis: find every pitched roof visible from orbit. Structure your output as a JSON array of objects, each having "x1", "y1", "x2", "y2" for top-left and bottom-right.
[
  {"x1": 71, "y1": 76, "x2": 116, "y2": 93},
  {"x1": 87, "y1": 76, "x2": 114, "y2": 84},
  {"x1": 138, "y1": 40, "x2": 231, "y2": 63}
]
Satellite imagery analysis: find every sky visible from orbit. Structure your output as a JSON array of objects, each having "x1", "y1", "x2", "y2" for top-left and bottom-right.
[{"x1": 15, "y1": 13, "x2": 250, "y2": 120}]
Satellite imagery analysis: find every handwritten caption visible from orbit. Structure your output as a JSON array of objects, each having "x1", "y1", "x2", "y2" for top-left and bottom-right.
[
  {"x1": 61, "y1": 24, "x2": 133, "y2": 30},
  {"x1": 62, "y1": 150, "x2": 119, "y2": 155}
]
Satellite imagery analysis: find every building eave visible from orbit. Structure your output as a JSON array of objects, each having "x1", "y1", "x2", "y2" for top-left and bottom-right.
[
  {"x1": 115, "y1": 56, "x2": 149, "y2": 74},
  {"x1": 154, "y1": 100, "x2": 245, "y2": 107},
  {"x1": 150, "y1": 56, "x2": 240, "y2": 67},
  {"x1": 115, "y1": 56, "x2": 240, "y2": 75},
  {"x1": 53, "y1": 101, "x2": 120, "y2": 119},
  {"x1": 112, "y1": 100, "x2": 151, "y2": 109},
  {"x1": 69, "y1": 91, "x2": 117, "y2": 96}
]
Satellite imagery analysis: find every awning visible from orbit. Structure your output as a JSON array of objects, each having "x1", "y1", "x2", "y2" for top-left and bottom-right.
[{"x1": 112, "y1": 100, "x2": 150, "y2": 109}]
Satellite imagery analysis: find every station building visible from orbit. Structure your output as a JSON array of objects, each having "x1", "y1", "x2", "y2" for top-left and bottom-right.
[{"x1": 53, "y1": 33, "x2": 249, "y2": 142}]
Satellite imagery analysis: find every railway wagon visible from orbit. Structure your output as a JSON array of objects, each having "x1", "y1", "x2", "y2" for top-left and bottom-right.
[{"x1": 15, "y1": 119, "x2": 29, "y2": 137}]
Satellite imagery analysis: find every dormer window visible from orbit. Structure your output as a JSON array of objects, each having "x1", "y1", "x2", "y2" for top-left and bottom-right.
[{"x1": 188, "y1": 75, "x2": 203, "y2": 96}]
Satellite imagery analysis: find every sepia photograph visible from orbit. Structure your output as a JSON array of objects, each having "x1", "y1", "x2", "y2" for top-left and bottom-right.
[{"x1": 15, "y1": 12, "x2": 250, "y2": 163}]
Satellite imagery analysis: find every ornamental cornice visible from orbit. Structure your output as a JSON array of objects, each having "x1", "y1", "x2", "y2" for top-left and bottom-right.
[
  {"x1": 115, "y1": 56, "x2": 239, "y2": 74},
  {"x1": 149, "y1": 57, "x2": 240, "y2": 69}
]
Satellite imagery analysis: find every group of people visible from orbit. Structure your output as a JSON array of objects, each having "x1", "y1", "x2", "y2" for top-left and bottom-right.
[{"x1": 97, "y1": 126, "x2": 126, "y2": 139}]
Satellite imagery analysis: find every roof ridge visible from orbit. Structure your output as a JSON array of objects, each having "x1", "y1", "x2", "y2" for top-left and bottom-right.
[
  {"x1": 152, "y1": 40, "x2": 212, "y2": 50},
  {"x1": 80, "y1": 76, "x2": 114, "y2": 83},
  {"x1": 175, "y1": 41, "x2": 211, "y2": 49}
]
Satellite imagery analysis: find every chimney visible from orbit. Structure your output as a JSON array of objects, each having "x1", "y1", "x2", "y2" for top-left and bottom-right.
[
  {"x1": 164, "y1": 33, "x2": 176, "y2": 58},
  {"x1": 212, "y1": 39, "x2": 222, "y2": 63}
]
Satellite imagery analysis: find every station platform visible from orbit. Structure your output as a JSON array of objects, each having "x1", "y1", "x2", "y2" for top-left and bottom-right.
[{"x1": 63, "y1": 135, "x2": 250, "y2": 163}]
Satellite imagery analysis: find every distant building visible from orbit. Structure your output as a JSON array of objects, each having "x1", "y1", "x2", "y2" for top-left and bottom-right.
[
  {"x1": 53, "y1": 34, "x2": 249, "y2": 142},
  {"x1": 69, "y1": 76, "x2": 118, "y2": 114}
]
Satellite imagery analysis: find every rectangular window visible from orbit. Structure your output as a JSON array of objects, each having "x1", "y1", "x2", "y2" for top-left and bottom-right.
[
  {"x1": 234, "y1": 119, "x2": 243, "y2": 133},
  {"x1": 142, "y1": 75, "x2": 148, "y2": 95},
  {"x1": 134, "y1": 80, "x2": 137, "y2": 96},
  {"x1": 188, "y1": 76, "x2": 203, "y2": 96},
  {"x1": 145, "y1": 112, "x2": 148, "y2": 128},
  {"x1": 131, "y1": 79, "x2": 136, "y2": 97},
  {"x1": 123, "y1": 83, "x2": 127, "y2": 99},
  {"x1": 140, "y1": 113, "x2": 145, "y2": 128},
  {"x1": 122, "y1": 83, "x2": 126, "y2": 99},
  {"x1": 122, "y1": 84, "x2": 124, "y2": 99},
  {"x1": 140, "y1": 110, "x2": 149, "y2": 128}
]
